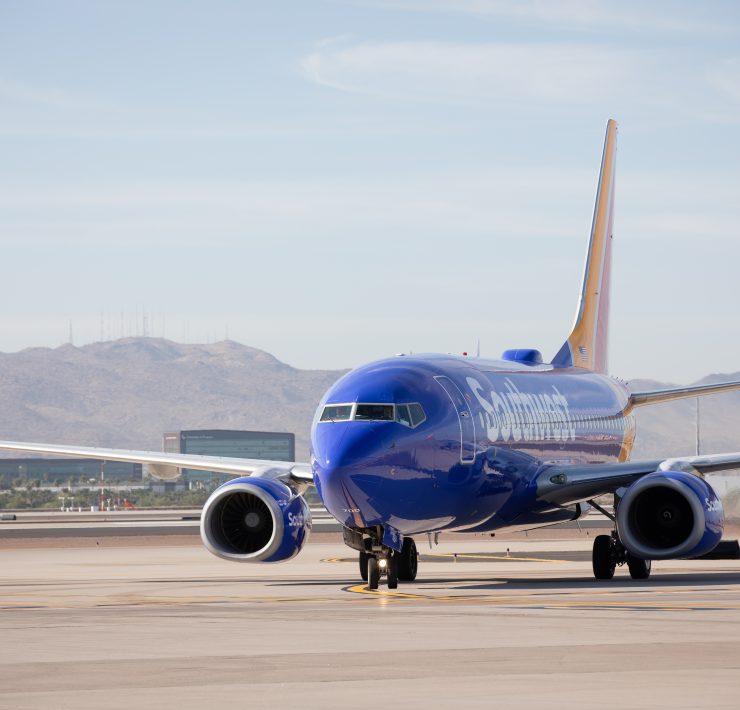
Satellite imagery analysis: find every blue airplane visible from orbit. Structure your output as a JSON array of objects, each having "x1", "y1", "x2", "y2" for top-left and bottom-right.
[{"x1": 3, "y1": 119, "x2": 740, "y2": 590}]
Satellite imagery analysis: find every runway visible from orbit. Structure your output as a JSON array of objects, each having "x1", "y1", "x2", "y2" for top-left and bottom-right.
[{"x1": 2, "y1": 535, "x2": 740, "y2": 709}]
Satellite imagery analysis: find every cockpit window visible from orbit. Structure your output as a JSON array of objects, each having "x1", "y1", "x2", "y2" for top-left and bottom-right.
[
  {"x1": 320, "y1": 404, "x2": 353, "y2": 422},
  {"x1": 355, "y1": 404, "x2": 395, "y2": 421},
  {"x1": 395, "y1": 404, "x2": 411, "y2": 427},
  {"x1": 408, "y1": 403, "x2": 427, "y2": 427}
]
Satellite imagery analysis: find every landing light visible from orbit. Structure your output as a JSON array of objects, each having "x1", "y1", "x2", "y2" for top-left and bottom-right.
[{"x1": 379, "y1": 558, "x2": 388, "y2": 569}]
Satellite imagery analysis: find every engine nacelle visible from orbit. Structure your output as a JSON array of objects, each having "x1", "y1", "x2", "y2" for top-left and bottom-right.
[
  {"x1": 200, "y1": 477, "x2": 311, "y2": 563},
  {"x1": 616, "y1": 471, "x2": 723, "y2": 560}
]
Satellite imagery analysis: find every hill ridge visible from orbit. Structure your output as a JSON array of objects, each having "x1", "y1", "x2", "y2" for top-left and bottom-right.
[{"x1": 0, "y1": 337, "x2": 345, "y2": 458}]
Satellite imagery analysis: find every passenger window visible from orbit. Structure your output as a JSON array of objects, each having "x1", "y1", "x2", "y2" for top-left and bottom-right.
[
  {"x1": 355, "y1": 404, "x2": 395, "y2": 421},
  {"x1": 396, "y1": 404, "x2": 411, "y2": 427},
  {"x1": 320, "y1": 405, "x2": 353, "y2": 422},
  {"x1": 409, "y1": 403, "x2": 426, "y2": 427}
]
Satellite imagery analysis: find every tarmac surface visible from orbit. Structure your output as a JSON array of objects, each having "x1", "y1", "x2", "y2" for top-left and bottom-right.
[{"x1": 2, "y1": 531, "x2": 740, "y2": 709}]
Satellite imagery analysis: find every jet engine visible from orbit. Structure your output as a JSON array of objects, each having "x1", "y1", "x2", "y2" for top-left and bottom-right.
[
  {"x1": 200, "y1": 477, "x2": 311, "y2": 563},
  {"x1": 616, "y1": 470, "x2": 723, "y2": 560}
]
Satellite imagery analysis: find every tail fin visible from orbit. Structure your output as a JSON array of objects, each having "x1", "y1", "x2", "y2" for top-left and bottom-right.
[{"x1": 552, "y1": 119, "x2": 618, "y2": 374}]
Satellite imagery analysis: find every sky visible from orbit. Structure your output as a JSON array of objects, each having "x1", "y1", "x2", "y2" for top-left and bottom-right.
[{"x1": 2, "y1": 0, "x2": 740, "y2": 383}]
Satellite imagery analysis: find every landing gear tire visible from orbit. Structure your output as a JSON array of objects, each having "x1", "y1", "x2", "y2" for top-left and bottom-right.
[
  {"x1": 627, "y1": 554, "x2": 651, "y2": 580},
  {"x1": 397, "y1": 538, "x2": 418, "y2": 582},
  {"x1": 367, "y1": 557, "x2": 380, "y2": 590},
  {"x1": 359, "y1": 551, "x2": 369, "y2": 582},
  {"x1": 592, "y1": 534, "x2": 616, "y2": 580},
  {"x1": 387, "y1": 556, "x2": 398, "y2": 590}
]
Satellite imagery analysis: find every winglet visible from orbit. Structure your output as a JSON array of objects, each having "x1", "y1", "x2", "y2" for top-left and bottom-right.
[{"x1": 552, "y1": 119, "x2": 618, "y2": 373}]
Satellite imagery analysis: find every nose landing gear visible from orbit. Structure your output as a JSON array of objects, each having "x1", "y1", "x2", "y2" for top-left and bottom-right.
[
  {"x1": 359, "y1": 536, "x2": 417, "y2": 590},
  {"x1": 364, "y1": 554, "x2": 398, "y2": 590}
]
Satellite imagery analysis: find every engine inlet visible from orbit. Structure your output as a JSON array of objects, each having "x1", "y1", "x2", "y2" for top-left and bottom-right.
[{"x1": 209, "y1": 491, "x2": 274, "y2": 554}]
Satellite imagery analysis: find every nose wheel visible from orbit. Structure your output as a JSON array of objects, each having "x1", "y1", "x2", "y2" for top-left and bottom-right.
[
  {"x1": 365, "y1": 554, "x2": 399, "y2": 590},
  {"x1": 367, "y1": 556, "x2": 380, "y2": 589},
  {"x1": 360, "y1": 537, "x2": 416, "y2": 590}
]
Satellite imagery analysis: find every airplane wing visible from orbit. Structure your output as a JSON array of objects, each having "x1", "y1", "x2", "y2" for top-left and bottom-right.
[
  {"x1": 0, "y1": 440, "x2": 313, "y2": 483},
  {"x1": 537, "y1": 453, "x2": 740, "y2": 506}
]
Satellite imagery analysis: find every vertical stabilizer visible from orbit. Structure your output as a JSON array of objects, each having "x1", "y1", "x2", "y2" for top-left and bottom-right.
[{"x1": 552, "y1": 119, "x2": 617, "y2": 373}]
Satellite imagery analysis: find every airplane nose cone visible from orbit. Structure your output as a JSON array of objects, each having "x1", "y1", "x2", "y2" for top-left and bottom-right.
[
  {"x1": 312, "y1": 422, "x2": 394, "y2": 527},
  {"x1": 314, "y1": 414, "x2": 398, "y2": 466}
]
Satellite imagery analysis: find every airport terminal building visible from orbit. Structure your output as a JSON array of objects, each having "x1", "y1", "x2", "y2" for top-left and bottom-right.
[
  {"x1": 163, "y1": 429, "x2": 296, "y2": 487},
  {"x1": 164, "y1": 429, "x2": 295, "y2": 461}
]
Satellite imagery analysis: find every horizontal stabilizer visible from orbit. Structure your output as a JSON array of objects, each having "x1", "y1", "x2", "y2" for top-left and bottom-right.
[{"x1": 629, "y1": 380, "x2": 740, "y2": 409}]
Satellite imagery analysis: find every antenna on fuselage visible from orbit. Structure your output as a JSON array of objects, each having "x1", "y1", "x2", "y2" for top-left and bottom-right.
[{"x1": 476, "y1": 339, "x2": 480, "y2": 358}]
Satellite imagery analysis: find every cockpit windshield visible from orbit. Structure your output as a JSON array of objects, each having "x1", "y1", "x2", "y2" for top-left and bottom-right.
[
  {"x1": 408, "y1": 403, "x2": 426, "y2": 427},
  {"x1": 319, "y1": 402, "x2": 426, "y2": 427},
  {"x1": 355, "y1": 404, "x2": 394, "y2": 421},
  {"x1": 319, "y1": 404, "x2": 353, "y2": 422}
]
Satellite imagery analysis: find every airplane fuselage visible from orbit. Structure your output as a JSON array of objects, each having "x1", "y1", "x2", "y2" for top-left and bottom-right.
[{"x1": 311, "y1": 353, "x2": 636, "y2": 537}]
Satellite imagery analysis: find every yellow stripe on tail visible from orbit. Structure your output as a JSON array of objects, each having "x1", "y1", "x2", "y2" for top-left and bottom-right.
[{"x1": 553, "y1": 119, "x2": 618, "y2": 374}]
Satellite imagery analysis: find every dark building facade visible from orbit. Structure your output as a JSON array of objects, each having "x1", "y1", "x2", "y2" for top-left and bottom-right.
[{"x1": 162, "y1": 429, "x2": 296, "y2": 485}]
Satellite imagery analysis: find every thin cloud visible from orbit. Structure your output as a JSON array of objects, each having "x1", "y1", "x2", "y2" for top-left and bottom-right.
[
  {"x1": 300, "y1": 39, "x2": 740, "y2": 124},
  {"x1": 0, "y1": 74, "x2": 395, "y2": 140},
  {"x1": 2, "y1": 167, "x2": 739, "y2": 249},
  {"x1": 336, "y1": 0, "x2": 732, "y2": 34},
  {"x1": 300, "y1": 41, "x2": 700, "y2": 115},
  {"x1": 0, "y1": 169, "x2": 592, "y2": 251},
  {"x1": 301, "y1": 40, "x2": 647, "y2": 103}
]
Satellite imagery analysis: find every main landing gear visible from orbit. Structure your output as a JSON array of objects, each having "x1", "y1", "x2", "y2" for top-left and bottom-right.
[
  {"x1": 360, "y1": 537, "x2": 418, "y2": 590},
  {"x1": 592, "y1": 531, "x2": 651, "y2": 580}
]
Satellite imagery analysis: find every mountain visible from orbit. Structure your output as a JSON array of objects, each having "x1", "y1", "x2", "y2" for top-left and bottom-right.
[
  {"x1": 0, "y1": 337, "x2": 739, "y2": 461},
  {"x1": 0, "y1": 338, "x2": 344, "y2": 458}
]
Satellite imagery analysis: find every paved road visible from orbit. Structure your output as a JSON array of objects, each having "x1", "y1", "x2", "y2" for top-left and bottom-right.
[{"x1": 2, "y1": 537, "x2": 740, "y2": 709}]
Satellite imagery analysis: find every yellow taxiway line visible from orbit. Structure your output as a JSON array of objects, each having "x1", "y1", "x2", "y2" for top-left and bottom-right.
[{"x1": 344, "y1": 584, "x2": 740, "y2": 610}]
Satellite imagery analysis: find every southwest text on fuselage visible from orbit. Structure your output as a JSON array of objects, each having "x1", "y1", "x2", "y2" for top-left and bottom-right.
[{"x1": 467, "y1": 376, "x2": 577, "y2": 443}]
